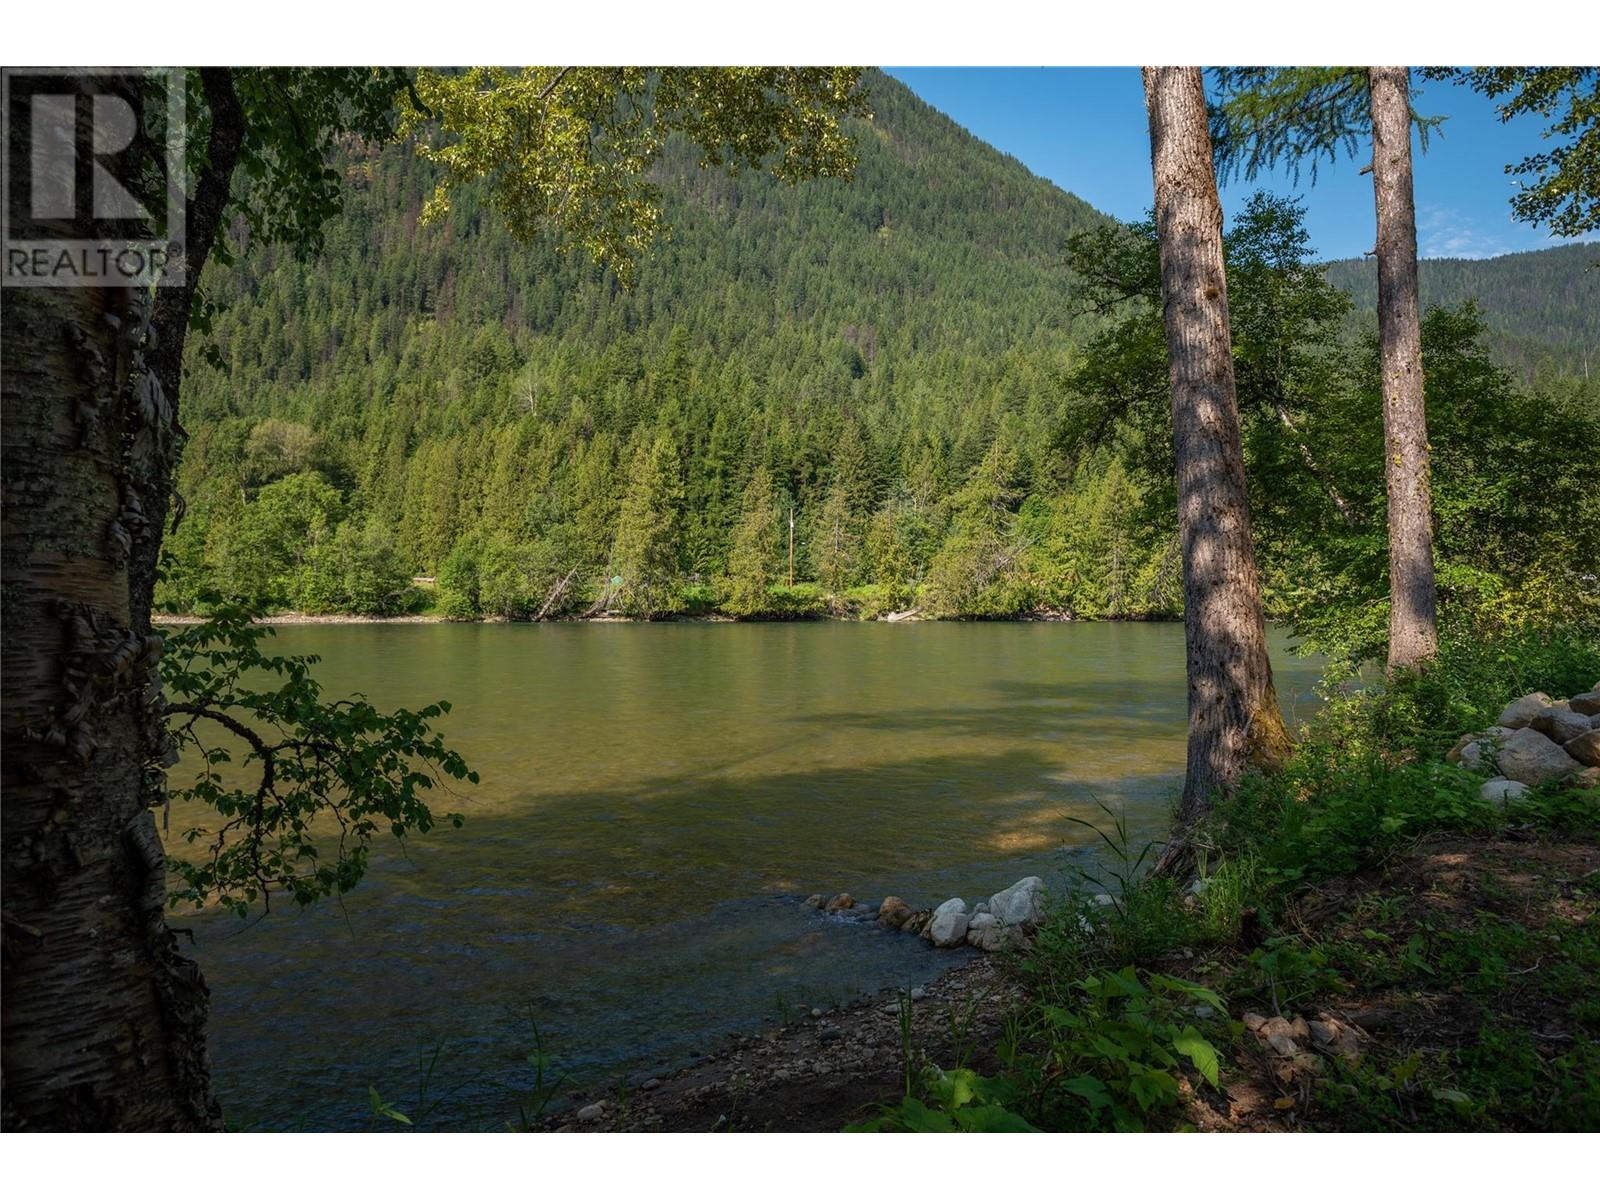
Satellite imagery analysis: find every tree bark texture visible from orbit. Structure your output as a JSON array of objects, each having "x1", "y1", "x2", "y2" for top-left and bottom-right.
[
  {"x1": 1, "y1": 74, "x2": 220, "y2": 1131},
  {"x1": 135, "y1": 67, "x2": 243, "y2": 638},
  {"x1": 1369, "y1": 66, "x2": 1439, "y2": 672},
  {"x1": 1142, "y1": 67, "x2": 1291, "y2": 855}
]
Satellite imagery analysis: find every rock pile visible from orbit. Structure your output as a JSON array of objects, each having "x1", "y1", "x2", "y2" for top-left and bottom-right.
[
  {"x1": 1242, "y1": 1009, "x2": 1362, "y2": 1082},
  {"x1": 807, "y1": 875, "x2": 1079, "y2": 954},
  {"x1": 1444, "y1": 686, "x2": 1600, "y2": 801}
]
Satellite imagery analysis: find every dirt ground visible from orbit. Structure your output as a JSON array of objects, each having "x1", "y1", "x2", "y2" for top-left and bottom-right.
[
  {"x1": 546, "y1": 954, "x2": 1023, "y2": 1132},
  {"x1": 1179, "y1": 832, "x2": 1600, "y2": 1132}
]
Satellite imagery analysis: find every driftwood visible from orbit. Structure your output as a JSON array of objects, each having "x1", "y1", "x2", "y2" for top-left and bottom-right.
[
  {"x1": 586, "y1": 578, "x2": 619, "y2": 618},
  {"x1": 535, "y1": 566, "x2": 580, "y2": 622}
]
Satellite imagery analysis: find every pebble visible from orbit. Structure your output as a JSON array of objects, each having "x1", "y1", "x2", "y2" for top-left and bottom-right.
[
  {"x1": 818, "y1": 1025, "x2": 841, "y2": 1043},
  {"x1": 641, "y1": 1077, "x2": 661, "y2": 1092},
  {"x1": 810, "y1": 1007, "x2": 823, "y2": 1019},
  {"x1": 577, "y1": 1101, "x2": 606, "y2": 1121},
  {"x1": 909, "y1": 986, "x2": 927, "y2": 1002}
]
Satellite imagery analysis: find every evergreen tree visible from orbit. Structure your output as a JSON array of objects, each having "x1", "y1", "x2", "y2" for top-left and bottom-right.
[
  {"x1": 1210, "y1": 66, "x2": 1440, "y2": 670},
  {"x1": 1143, "y1": 65, "x2": 1290, "y2": 860},
  {"x1": 923, "y1": 442, "x2": 1030, "y2": 617},
  {"x1": 722, "y1": 466, "x2": 783, "y2": 616},
  {"x1": 814, "y1": 479, "x2": 862, "y2": 597},
  {"x1": 607, "y1": 434, "x2": 684, "y2": 617}
]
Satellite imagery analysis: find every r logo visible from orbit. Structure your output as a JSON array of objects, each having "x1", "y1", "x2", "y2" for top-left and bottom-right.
[{"x1": 3, "y1": 67, "x2": 186, "y2": 287}]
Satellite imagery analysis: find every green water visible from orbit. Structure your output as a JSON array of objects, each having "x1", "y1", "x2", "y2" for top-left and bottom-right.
[{"x1": 175, "y1": 621, "x2": 1322, "y2": 1130}]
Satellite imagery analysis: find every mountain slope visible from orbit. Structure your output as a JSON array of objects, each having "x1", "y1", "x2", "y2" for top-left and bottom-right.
[
  {"x1": 187, "y1": 70, "x2": 1109, "y2": 414},
  {"x1": 162, "y1": 70, "x2": 1597, "y2": 624},
  {"x1": 1323, "y1": 242, "x2": 1600, "y2": 377},
  {"x1": 168, "y1": 70, "x2": 1141, "y2": 618}
]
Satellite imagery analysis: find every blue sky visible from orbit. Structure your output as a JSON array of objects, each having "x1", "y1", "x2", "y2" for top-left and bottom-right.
[{"x1": 884, "y1": 67, "x2": 1596, "y2": 262}]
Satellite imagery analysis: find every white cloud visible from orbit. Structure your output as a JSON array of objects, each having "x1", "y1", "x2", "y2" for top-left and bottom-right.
[
  {"x1": 1416, "y1": 202, "x2": 1599, "y2": 260},
  {"x1": 1416, "y1": 204, "x2": 1515, "y2": 260}
]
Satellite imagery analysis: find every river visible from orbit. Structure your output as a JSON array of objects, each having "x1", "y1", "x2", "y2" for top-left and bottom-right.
[{"x1": 171, "y1": 620, "x2": 1323, "y2": 1130}]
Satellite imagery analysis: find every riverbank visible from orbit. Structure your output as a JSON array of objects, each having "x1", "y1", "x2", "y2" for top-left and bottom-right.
[
  {"x1": 548, "y1": 668, "x2": 1600, "y2": 1133},
  {"x1": 545, "y1": 823, "x2": 1599, "y2": 1133},
  {"x1": 154, "y1": 612, "x2": 448, "y2": 625},
  {"x1": 543, "y1": 953, "x2": 1020, "y2": 1132},
  {"x1": 151, "y1": 607, "x2": 1163, "y2": 626}
]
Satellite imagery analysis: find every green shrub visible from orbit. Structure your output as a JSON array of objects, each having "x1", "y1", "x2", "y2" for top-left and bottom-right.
[
  {"x1": 1314, "y1": 622, "x2": 1600, "y2": 761},
  {"x1": 847, "y1": 1068, "x2": 1038, "y2": 1133},
  {"x1": 1017, "y1": 968, "x2": 1227, "y2": 1132}
]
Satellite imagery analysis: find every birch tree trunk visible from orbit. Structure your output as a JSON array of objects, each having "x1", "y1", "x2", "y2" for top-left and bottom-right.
[
  {"x1": 1142, "y1": 67, "x2": 1291, "y2": 860},
  {"x1": 1369, "y1": 66, "x2": 1439, "y2": 672},
  {"x1": 1, "y1": 76, "x2": 220, "y2": 1131}
]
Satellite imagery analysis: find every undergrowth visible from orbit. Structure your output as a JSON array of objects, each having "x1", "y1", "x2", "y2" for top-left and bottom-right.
[{"x1": 855, "y1": 623, "x2": 1600, "y2": 1132}]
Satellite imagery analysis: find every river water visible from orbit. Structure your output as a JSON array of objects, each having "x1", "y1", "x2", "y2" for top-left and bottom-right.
[{"x1": 171, "y1": 621, "x2": 1322, "y2": 1130}]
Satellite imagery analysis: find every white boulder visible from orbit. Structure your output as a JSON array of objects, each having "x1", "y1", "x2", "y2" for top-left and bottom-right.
[
  {"x1": 964, "y1": 911, "x2": 1000, "y2": 950},
  {"x1": 1448, "y1": 726, "x2": 1513, "y2": 773},
  {"x1": 988, "y1": 876, "x2": 1048, "y2": 930},
  {"x1": 926, "y1": 898, "x2": 970, "y2": 948},
  {"x1": 1479, "y1": 777, "x2": 1530, "y2": 806}
]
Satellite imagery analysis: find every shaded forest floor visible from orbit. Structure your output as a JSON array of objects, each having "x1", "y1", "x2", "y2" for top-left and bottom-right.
[
  {"x1": 551, "y1": 829, "x2": 1600, "y2": 1132},
  {"x1": 1178, "y1": 830, "x2": 1600, "y2": 1132}
]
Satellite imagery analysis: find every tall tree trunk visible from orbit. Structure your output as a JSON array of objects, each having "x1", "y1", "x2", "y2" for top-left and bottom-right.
[
  {"x1": 1142, "y1": 67, "x2": 1291, "y2": 867},
  {"x1": 135, "y1": 68, "x2": 243, "y2": 638},
  {"x1": 1, "y1": 75, "x2": 220, "y2": 1131},
  {"x1": 1369, "y1": 66, "x2": 1439, "y2": 672}
]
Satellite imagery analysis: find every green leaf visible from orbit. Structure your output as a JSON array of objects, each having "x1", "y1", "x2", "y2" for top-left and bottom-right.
[
  {"x1": 1172, "y1": 1025, "x2": 1221, "y2": 1088},
  {"x1": 1061, "y1": 1075, "x2": 1112, "y2": 1110},
  {"x1": 895, "y1": 1097, "x2": 957, "y2": 1133},
  {"x1": 930, "y1": 1068, "x2": 982, "y2": 1110},
  {"x1": 953, "y1": 1104, "x2": 1039, "y2": 1132}
]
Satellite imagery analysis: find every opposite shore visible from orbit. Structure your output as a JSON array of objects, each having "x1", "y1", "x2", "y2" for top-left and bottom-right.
[{"x1": 151, "y1": 608, "x2": 1172, "y2": 626}]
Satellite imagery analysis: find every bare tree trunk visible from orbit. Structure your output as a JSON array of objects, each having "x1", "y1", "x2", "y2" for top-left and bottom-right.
[
  {"x1": 1369, "y1": 66, "x2": 1438, "y2": 672},
  {"x1": 1, "y1": 76, "x2": 220, "y2": 1131},
  {"x1": 1142, "y1": 67, "x2": 1291, "y2": 867},
  {"x1": 534, "y1": 566, "x2": 580, "y2": 621}
]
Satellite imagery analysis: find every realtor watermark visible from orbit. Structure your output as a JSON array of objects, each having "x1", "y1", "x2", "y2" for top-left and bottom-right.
[{"x1": 2, "y1": 67, "x2": 186, "y2": 287}]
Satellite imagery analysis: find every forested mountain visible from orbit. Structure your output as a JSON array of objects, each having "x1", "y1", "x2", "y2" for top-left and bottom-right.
[
  {"x1": 162, "y1": 69, "x2": 1599, "y2": 632},
  {"x1": 165, "y1": 69, "x2": 1132, "y2": 619},
  {"x1": 1324, "y1": 242, "x2": 1600, "y2": 378}
]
